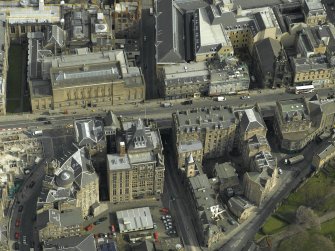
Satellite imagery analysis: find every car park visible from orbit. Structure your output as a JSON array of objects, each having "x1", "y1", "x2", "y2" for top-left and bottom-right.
[{"x1": 22, "y1": 236, "x2": 27, "y2": 245}]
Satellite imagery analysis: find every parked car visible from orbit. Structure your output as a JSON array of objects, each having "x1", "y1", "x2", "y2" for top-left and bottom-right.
[
  {"x1": 15, "y1": 232, "x2": 20, "y2": 240},
  {"x1": 28, "y1": 181, "x2": 35, "y2": 188},
  {"x1": 85, "y1": 224, "x2": 94, "y2": 231},
  {"x1": 165, "y1": 215, "x2": 172, "y2": 219},
  {"x1": 161, "y1": 215, "x2": 166, "y2": 220},
  {"x1": 240, "y1": 95, "x2": 250, "y2": 100},
  {"x1": 15, "y1": 219, "x2": 20, "y2": 227},
  {"x1": 18, "y1": 205, "x2": 23, "y2": 213},
  {"x1": 182, "y1": 100, "x2": 193, "y2": 105},
  {"x1": 228, "y1": 218, "x2": 237, "y2": 225}
]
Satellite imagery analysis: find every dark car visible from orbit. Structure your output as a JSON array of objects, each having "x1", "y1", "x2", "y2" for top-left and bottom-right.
[
  {"x1": 182, "y1": 100, "x2": 193, "y2": 105},
  {"x1": 43, "y1": 121, "x2": 51, "y2": 125},
  {"x1": 18, "y1": 205, "x2": 23, "y2": 213},
  {"x1": 36, "y1": 117, "x2": 47, "y2": 121},
  {"x1": 28, "y1": 181, "x2": 35, "y2": 188}
]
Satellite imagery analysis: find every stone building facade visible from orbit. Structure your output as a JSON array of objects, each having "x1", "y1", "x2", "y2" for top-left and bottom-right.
[
  {"x1": 172, "y1": 106, "x2": 237, "y2": 169},
  {"x1": 107, "y1": 118, "x2": 165, "y2": 203}
]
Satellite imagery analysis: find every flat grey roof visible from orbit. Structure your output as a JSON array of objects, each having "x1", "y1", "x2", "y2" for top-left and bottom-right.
[
  {"x1": 116, "y1": 207, "x2": 154, "y2": 233},
  {"x1": 174, "y1": 106, "x2": 236, "y2": 133},
  {"x1": 107, "y1": 154, "x2": 131, "y2": 171},
  {"x1": 178, "y1": 140, "x2": 203, "y2": 154}
]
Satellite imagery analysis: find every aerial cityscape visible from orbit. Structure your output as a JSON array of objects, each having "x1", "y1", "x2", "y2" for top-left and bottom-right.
[{"x1": 1, "y1": 0, "x2": 335, "y2": 250}]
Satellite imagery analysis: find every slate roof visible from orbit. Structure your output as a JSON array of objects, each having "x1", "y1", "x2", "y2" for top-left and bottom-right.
[
  {"x1": 38, "y1": 147, "x2": 98, "y2": 204},
  {"x1": 74, "y1": 119, "x2": 104, "y2": 146},
  {"x1": 254, "y1": 38, "x2": 281, "y2": 75},
  {"x1": 156, "y1": 0, "x2": 185, "y2": 64},
  {"x1": 239, "y1": 108, "x2": 266, "y2": 133},
  {"x1": 37, "y1": 208, "x2": 83, "y2": 230},
  {"x1": 43, "y1": 234, "x2": 95, "y2": 251}
]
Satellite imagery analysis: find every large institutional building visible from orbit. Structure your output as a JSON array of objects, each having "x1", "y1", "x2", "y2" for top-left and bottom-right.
[
  {"x1": 107, "y1": 118, "x2": 165, "y2": 203},
  {"x1": 36, "y1": 147, "x2": 99, "y2": 241}
]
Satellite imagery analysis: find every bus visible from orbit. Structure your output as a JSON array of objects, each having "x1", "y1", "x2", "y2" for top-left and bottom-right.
[{"x1": 295, "y1": 85, "x2": 315, "y2": 94}]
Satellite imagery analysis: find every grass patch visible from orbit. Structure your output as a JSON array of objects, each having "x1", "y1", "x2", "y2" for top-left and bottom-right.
[
  {"x1": 320, "y1": 218, "x2": 335, "y2": 241},
  {"x1": 277, "y1": 231, "x2": 334, "y2": 251},
  {"x1": 254, "y1": 232, "x2": 265, "y2": 241},
  {"x1": 6, "y1": 44, "x2": 24, "y2": 100},
  {"x1": 257, "y1": 165, "x2": 335, "y2": 242},
  {"x1": 6, "y1": 100, "x2": 20, "y2": 113},
  {"x1": 262, "y1": 216, "x2": 287, "y2": 235}
]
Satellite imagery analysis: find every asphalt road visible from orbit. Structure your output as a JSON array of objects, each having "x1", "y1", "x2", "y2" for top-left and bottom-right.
[
  {"x1": 163, "y1": 142, "x2": 201, "y2": 251},
  {"x1": 9, "y1": 159, "x2": 46, "y2": 251},
  {"x1": 141, "y1": 7, "x2": 157, "y2": 99},
  {"x1": 0, "y1": 88, "x2": 333, "y2": 131}
]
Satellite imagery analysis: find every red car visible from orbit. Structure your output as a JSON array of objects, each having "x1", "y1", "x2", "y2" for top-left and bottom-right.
[
  {"x1": 84, "y1": 224, "x2": 93, "y2": 231},
  {"x1": 15, "y1": 232, "x2": 20, "y2": 239},
  {"x1": 110, "y1": 224, "x2": 115, "y2": 233},
  {"x1": 160, "y1": 208, "x2": 169, "y2": 214},
  {"x1": 15, "y1": 219, "x2": 20, "y2": 227}
]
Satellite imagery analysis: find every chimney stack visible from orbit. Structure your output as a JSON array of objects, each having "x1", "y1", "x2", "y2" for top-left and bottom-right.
[{"x1": 119, "y1": 141, "x2": 126, "y2": 156}]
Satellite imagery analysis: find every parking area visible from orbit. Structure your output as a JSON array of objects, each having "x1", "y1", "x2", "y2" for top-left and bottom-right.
[{"x1": 81, "y1": 200, "x2": 182, "y2": 250}]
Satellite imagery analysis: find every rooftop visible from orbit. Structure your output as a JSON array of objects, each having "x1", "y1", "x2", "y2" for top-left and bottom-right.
[
  {"x1": 174, "y1": 106, "x2": 236, "y2": 133},
  {"x1": 107, "y1": 154, "x2": 131, "y2": 171},
  {"x1": 292, "y1": 56, "x2": 329, "y2": 72},
  {"x1": 214, "y1": 162, "x2": 238, "y2": 180},
  {"x1": 163, "y1": 61, "x2": 209, "y2": 86},
  {"x1": 194, "y1": 7, "x2": 232, "y2": 55},
  {"x1": 43, "y1": 234, "x2": 96, "y2": 251},
  {"x1": 38, "y1": 147, "x2": 98, "y2": 204},
  {"x1": 116, "y1": 207, "x2": 154, "y2": 233},
  {"x1": 278, "y1": 98, "x2": 310, "y2": 122},
  {"x1": 177, "y1": 140, "x2": 203, "y2": 154},
  {"x1": 1, "y1": 5, "x2": 60, "y2": 24},
  {"x1": 74, "y1": 118, "x2": 105, "y2": 146}
]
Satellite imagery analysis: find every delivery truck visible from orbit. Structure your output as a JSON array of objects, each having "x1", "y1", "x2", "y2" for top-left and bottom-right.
[
  {"x1": 284, "y1": 155, "x2": 304, "y2": 165},
  {"x1": 216, "y1": 96, "x2": 226, "y2": 101}
]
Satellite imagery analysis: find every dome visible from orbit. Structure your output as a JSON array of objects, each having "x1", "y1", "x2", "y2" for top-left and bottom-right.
[{"x1": 55, "y1": 170, "x2": 74, "y2": 187}]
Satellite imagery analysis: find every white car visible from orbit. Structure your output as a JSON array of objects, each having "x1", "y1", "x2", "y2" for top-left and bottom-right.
[
  {"x1": 23, "y1": 236, "x2": 27, "y2": 245},
  {"x1": 240, "y1": 95, "x2": 250, "y2": 100}
]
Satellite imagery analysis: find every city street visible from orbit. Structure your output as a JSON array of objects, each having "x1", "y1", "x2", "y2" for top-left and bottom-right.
[
  {"x1": 162, "y1": 137, "x2": 202, "y2": 251},
  {"x1": 9, "y1": 159, "x2": 46, "y2": 251},
  {"x1": 0, "y1": 88, "x2": 333, "y2": 131},
  {"x1": 141, "y1": 5, "x2": 157, "y2": 99}
]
